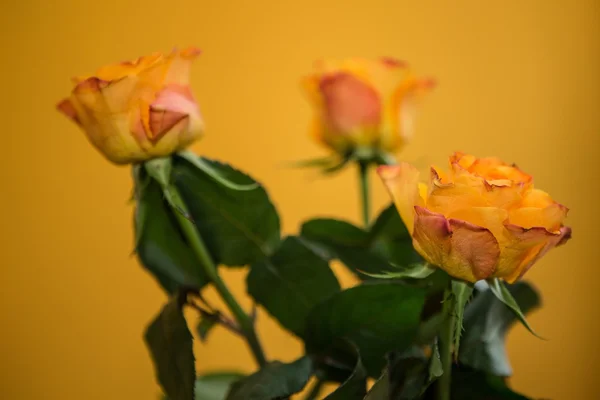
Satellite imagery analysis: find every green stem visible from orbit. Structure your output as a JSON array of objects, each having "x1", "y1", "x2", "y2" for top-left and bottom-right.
[
  {"x1": 358, "y1": 162, "x2": 370, "y2": 228},
  {"x1": 168, "y1": 185, "x2": 267, "y2": 367},
  {"x1": 437, "y1": 285, "x2": 455, "y2": 400},
  {"x1": 304, "y1": 377, "x2": 324, "y2": 400}
]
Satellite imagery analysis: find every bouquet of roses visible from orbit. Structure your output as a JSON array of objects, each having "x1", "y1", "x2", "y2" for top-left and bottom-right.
[{"x1": 57, "y1": 48, "x2": 570, "y2": 400}]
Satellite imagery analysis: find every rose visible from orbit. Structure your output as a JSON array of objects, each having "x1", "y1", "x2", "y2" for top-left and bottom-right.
[
  {"x1": 378, "y1": 152, "x2": 571, "y2": 283},
  {"x1": 302, "y1": 58, "x2": 434, "y2": 156},
  {"x1": 57, "y1": 48, "x2": 204, "y2": 165}
]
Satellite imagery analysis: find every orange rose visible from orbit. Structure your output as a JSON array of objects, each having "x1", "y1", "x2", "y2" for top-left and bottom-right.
[
  {"x1": 378, "y1": 152, "x2": 571, "y2": 283},
  {"x1": 57, "y1": 48, "x2": 204, "y2": 165},
  {"x1": 302, "y1": 58, "x2": 434, "y2": 156}
]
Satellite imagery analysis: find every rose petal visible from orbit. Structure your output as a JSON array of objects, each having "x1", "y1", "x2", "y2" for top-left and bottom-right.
[
  {"x1": 412, "y1": 206, "x2": 500, "y2": 282},
  {"x1": 56, "y1": 98, "x2": 81, "y2": 126},
  {"x1": 378, "y1": 163, "x2": 424, "y2": 233},
  {"x1": 501, "y1": 225, "x2": 572, "y2": 283},
  {"x1": 319, "y1": 72, "x2": 381, "y2": 133},
  {"x1": 508, "y1": 203, "x2": 568, "y2": 232}
]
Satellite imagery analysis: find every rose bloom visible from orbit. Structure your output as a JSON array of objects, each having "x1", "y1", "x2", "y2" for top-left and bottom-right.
[
  {"x1": 57, "y1": 48, "x2": 203, "y2": 165},
  {"x1": 302, "y1": 58, "x2": 434, "y2": 156},
  {"x1": 378, "y1": 152, "x2": 571, "y2": 283}
]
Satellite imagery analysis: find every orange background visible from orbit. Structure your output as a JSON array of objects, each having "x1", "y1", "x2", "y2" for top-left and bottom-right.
[{"x1": 1, "y1": 0, "x2": 598, "y2": 399}]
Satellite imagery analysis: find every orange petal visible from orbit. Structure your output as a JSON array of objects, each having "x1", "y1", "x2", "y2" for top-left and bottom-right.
[
  {"x1": 412, "y1": 207, "x2": 500, "y2": 282},
  {"x1": 501, "y1": 225, "x2": 572, "y2": 283},
  {"x1": 378, "y1": 163, "x2": 424, "y2": 233},
  {"x1": 319, "y1": 72, "x2": 381, "y2": 134},
  {"x1": 56, "y1": 98, "x2": 81, "y2": 126},
  {"x1": 508, "y1": 203, "x2": 568, "y2": 232}
]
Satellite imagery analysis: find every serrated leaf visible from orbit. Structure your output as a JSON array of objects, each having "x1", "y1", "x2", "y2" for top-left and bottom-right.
[
  {"x1": 451, "y1": 280, "x2": 474, "y2": 356},
  {"x1": 487, "y1": 278, "x2": 542, "y2": 339},
  {"x1": 134, "y1": 175, "x2": 207, "y2": 294},
  {"x1": 323, "y1": 343, "x2": 367, "y2": 400},
  {"x1": 304, "y1": 282, "x2": 426, "y2": 376},
  {"x1": 145, "y1": 294, "x2": 195, "y2": 400},
  {"x1": 247, "y1": 236, "x2": 340, "y2": 337},
  {"x1": 177, "y1": 151, "x2": 259, "y2": 191},
  {"x1": 225, "y1": 356, "x2": 312, "y2": 400},
  {"x1": 172, "y1": 155, "x2": 280, "y2": 267},
  {"x1": 460, "y1": 281, "x2": 541, "y2": 376}
]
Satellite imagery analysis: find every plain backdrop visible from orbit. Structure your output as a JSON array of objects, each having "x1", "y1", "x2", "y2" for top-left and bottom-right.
[{"x1": 1, "y1": 0, "x2": 598, "y2": 399}]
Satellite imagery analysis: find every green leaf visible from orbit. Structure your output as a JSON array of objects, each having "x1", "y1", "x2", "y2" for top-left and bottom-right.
[
  {"x1": 451, "y1": 280, "x2": 474, "y2": 356},
  {"x1": 460, "y1": 281, "x2": 541, "y2": 376},
  {"x1": 196, "y1": 316, "x2": 217, "y2": 343},
  {"x1": 415, "y1": 313, "x2": 447, "y2": 346},
  {"x1": 225, "y1": 356, "x2": 312, "y2": 400},
  {"x1": 487, "y1": 278, "x2": 542, "y2": 338},
  {"x1": 300, "y1": 219, "x2": 391, "y2": 278},
  {"x1": 134, "y1": 174, "x2": 207, "y2": 294},
  {"x1": 300, "y1": 205, "x2": 424, "y2": 280},
  {"x1": 172, "y1": 155, "x2": 281, "y2": 267},
  {"x1": 247, "y1": 236, "x2": 340, "y2": 336},
  {"x1": 304, "y1": 282, "x2": 426, "y2": 376},
  {"x1": 194, "y1": 373, "x2": 245, "y2": 400},
  {"x1": 423, "y1": 365, "x2": 533, "y2": 400},
  {"x1": 145, "y1": 293, "x2": 195, "y2": 400},
  {"x1": 323, "y1": 343, "x2": 367, "y2": 400},
  {"x1": 368, "y1": 204, "x2": 423, "y2": 268},
  {"x1": 177, "y1": 151, "x2": 259, "y2": 191},
  {"x1": 164, "y1": 373, "x2": 245, "y2": 400}
]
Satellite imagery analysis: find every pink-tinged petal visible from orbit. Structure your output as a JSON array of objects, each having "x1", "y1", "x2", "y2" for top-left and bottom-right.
[
  {"x1": 412, "y1": 206, "x2": 452, "y2": 266},
  {"x1": 319, "y1": 73, "x2": 381, "y2": 133},
  {"x1": 412, "y1": 207, "x2": 500, "y2": 282},
  {"x1": 380, "y1": 57, "x2": 407, "y2": 69},
  {"x1": 377, "y1": 163, "x2": 424, "y2": 233},
  {"x1": 448, "y1": 218, "x2": 500, "y2": 281},
  {"x1": 73, "y1": 77, "x2": 110, "y2": 95},
  {"x1": 56, "y1": 98, "x2": 81, "y2": 126},
  {"x1": 148, "y1": 108, "x2": 188, "y2": 142},
  {"x1": 501, "y1": 225, "x2": 572, "y2": 283}
]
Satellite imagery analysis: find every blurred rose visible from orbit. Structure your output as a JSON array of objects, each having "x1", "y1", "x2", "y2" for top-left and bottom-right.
[
  {"x1": 303, "y1": 58, "x2": 434, "y2": 156},
  {"x1": 57, "y1": 48, "x2": 203, "y2": 165},
  {"x1": 378, "y1": 152, "x2": 571, "y2": 283}
]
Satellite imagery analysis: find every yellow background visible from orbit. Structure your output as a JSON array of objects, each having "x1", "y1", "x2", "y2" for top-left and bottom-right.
[{"x1": 1, "y1": 0, "x2": 598, "y2": 399}]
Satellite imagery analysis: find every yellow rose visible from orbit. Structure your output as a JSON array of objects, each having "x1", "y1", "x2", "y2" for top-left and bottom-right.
[
  {"x1": 302, "y1": 58, "x2": 434, "y2": 156},
  {"x1": 378, "y1": 152, "x2": 571, "y2": 283},
  {"x1": 57, "y1": 48, "x2": 204, "y2": 165}
]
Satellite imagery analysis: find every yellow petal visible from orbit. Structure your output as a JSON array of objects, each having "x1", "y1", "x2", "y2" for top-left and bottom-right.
[
  {"x1": 377, "y1": 163, "x2": 424, "y2": 233},
  {"x1": 500, "y1": 225, "x2": 572, "y2": 283},
  {"x1": 508, "y1": 204, "x2": 568, "y2": 232}
]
